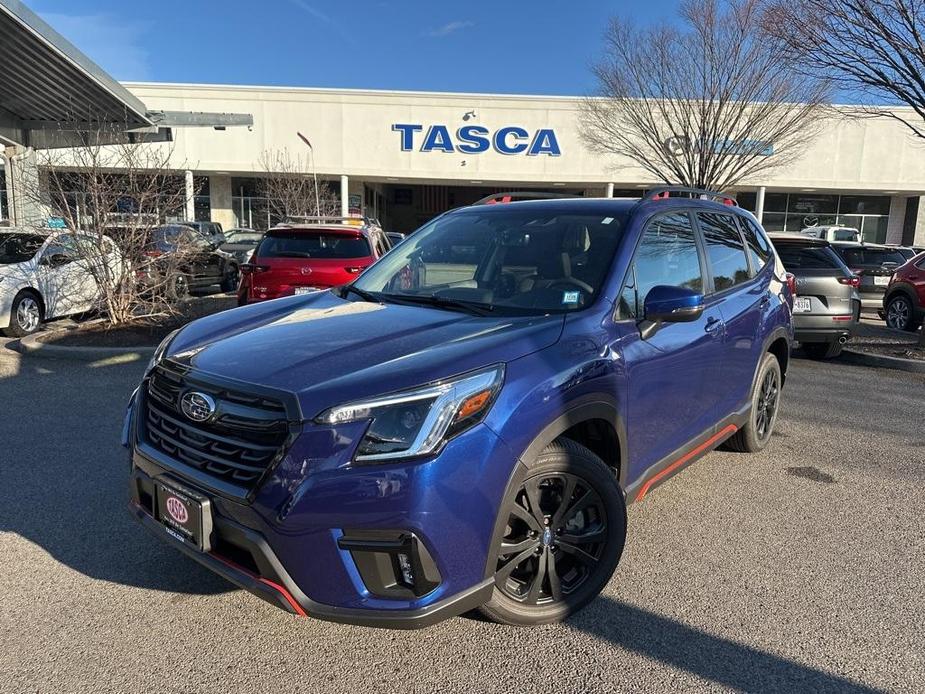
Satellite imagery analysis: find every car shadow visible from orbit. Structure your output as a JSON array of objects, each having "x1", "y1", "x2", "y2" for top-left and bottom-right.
[
  {"x1": 566, "y1": 595, "x2": 883, "y2": 693},
  {"x1": 0, "y1": 350, "x2": 231, "y2": 596}
]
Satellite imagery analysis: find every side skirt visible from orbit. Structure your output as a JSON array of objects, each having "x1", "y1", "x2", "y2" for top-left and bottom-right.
[{"x1": 625, "y1": 409, "x2": 749, "y2": 504}]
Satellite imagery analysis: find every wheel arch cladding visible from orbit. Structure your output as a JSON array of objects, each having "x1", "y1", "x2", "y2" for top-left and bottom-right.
[{"x1": 767, "y1": 335, "x2": 790, "y2": 385}]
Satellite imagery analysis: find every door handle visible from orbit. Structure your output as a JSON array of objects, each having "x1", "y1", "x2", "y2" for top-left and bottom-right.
[{"x1": 704, "y1": 316, "x2": 724, "y2": 333}]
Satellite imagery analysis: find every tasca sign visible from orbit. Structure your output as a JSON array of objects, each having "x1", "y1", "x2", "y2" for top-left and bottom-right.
[{"x1": 392, "y1": 124, "x2": 561, "y2": 156}]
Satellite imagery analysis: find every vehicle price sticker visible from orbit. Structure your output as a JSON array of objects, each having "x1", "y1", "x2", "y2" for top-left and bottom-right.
[{"x1": 794, "y1": 297, "x2": 812, "y2": 313}]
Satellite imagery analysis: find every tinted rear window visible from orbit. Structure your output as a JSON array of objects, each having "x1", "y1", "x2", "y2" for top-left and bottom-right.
[
  {"x1": 832, "y1": 228, "x2": 859, "y2": 241},
  {"x1": 257, "y1": 231, "x2": 371, "y2": 259},
  {"x1": 776, "y1": 245, "x2": 844, "y2": 270},
  {"x1": 837, "y1": 248, "x2": 906, "y2": 266}
]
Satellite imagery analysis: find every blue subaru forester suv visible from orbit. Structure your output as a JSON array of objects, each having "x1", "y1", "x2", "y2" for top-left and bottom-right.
[{"x1": 126, "y1": 188, "x2": 793, "y2": 628}]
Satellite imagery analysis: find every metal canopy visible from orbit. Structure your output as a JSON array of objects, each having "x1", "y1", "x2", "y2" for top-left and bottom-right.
[{"x1": 0, "y1": 0, "x2": 252, "y2": 148}]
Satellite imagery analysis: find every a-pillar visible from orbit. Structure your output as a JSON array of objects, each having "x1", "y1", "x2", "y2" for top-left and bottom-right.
[{"x1": 209, "y1": 174, "x2": 235, "y2": 230}]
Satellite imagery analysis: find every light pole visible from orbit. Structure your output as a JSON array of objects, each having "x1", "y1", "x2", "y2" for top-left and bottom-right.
[{"x1": 297, "y1": 131, "x2": 321, "y2": 218}]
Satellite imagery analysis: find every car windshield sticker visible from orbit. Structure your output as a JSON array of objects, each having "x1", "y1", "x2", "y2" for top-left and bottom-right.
[{"x1": 563, "y1": 291, "x2": 580, "y2": 304}]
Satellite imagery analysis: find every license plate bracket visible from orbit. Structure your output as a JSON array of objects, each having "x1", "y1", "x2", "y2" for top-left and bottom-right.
[{"x1": 154, "y1": 477, "x2": 213, "y2": 552}]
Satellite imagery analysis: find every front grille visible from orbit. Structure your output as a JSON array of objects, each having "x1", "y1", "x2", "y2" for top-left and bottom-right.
[{"x1": 142, "y1": 364, "x2": 291, "y2": 489}]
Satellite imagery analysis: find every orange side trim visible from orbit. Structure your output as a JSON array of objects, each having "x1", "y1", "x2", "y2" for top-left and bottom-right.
[{"x1": 635, "y1": 424, "x2": 738, "y2": 502}]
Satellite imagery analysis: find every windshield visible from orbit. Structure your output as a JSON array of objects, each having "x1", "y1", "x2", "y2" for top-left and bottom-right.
[
  {"x1": 0, "y1": 233, "x2": 45, "y2": 264},
  {"x1": 353, "y1": 207, "x2": 627, "y2": 315},
  {"x1": 257, "y1": 231, "x2": 371, "y2": 259}
]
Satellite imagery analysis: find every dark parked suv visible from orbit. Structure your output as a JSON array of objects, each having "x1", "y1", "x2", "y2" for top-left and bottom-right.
[
  {"x1": 771, "y1": 234, "x2": 860, "y2": 359},
  {"x1": 125, "y1": 189, "x2": 792, "y2": 628},
  {"x1": 830, "y1": 243, "x2": 907, "y2": 311}
]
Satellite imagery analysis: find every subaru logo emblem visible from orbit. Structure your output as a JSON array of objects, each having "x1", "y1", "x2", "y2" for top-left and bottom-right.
[
  {"x1": 180, "y1": 391, "x2": 216, "y2": 423},
  {"x1": 542, "y1": 527, "x2": 553, "y2": 547}
]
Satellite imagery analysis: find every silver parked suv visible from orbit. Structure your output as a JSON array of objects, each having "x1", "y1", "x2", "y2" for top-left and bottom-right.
[{"x1": 771, "y1": 234, "x2": 860, "y2": 359}]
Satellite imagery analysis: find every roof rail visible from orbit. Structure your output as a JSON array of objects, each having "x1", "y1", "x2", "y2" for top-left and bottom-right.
[
  {"x1": 643, "y1": 186, "x2": 738, "y2": 206},
  {"x1": 473, "y1": 191, "x2": 580, "y2": 206},
  {"x1": 278, "y1": 215, "x2": 380, "y2": 228}
]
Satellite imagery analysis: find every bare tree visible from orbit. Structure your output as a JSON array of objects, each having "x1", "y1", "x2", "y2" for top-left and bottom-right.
[
  {"x1": 18, "y1": 125, "x2": 198, "y2": 325},
  {"x1": 580, "y1": 0, "x2": 832, "y2": 191},
  {"x1": 258, "y1": 148, "x2": 340, "y2": 223},
  {"x1": 765, "y1": 0, "x2": 925, "y2": 138}
]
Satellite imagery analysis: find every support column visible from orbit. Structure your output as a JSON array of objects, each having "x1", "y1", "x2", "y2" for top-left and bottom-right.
[
  {"x1": 755, "y1": 186, "x2": 766, "y2": 224},
  {"x1": 209, "y1": 175, "x2": 235, "y2": 230},
  {"x1": 885, "y1": 196, "x2": 907, "y2": 245},
  {"x1": 340, "y1": 174, "x2": 349, "y2": 218},
  {"x1": 184, "y1": 169, "x2": 195, "y2": 221},
  {"x1": 914, "y1": 196, "x2": 925, "y2": 246},
  {"x1": 606, "y1": 183, "x2": 615, "y2": 198},
  {"x1": 3, "y1": 145, "x2": 48, "y2": 226}
]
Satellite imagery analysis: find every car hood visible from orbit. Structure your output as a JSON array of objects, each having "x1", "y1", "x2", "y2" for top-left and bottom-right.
[{"x1": 165, "y1": 291, "x2": 564, "y2": 418}]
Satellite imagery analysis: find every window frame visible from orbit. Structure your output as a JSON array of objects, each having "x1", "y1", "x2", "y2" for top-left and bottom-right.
[{"x1": 614, "y1": 209, "x2": 708, "y2": 322}]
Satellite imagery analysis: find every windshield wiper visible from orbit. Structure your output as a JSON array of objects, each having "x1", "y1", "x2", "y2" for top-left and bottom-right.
[
  {"x1": 380, "y1": 293, "x2": 495, "y2": 317},
  {"x1": 341, "y1": 284, "x2": 380, "y2": 303}
]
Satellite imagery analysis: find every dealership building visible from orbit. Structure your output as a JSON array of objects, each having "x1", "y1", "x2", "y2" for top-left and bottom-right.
[{"x1": 5, "y1": 79, "x2": 925, "y2": 244}]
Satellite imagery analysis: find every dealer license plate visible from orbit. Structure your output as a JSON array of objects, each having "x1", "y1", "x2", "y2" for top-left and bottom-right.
[
  {"x1": 793, "y1": 297, "x2": 812, "y2": 313},
  {"x1": 155, "y1": 478, "x2": 212, "y2": 551}
]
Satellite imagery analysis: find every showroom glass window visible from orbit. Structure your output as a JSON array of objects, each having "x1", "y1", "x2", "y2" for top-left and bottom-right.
[
  {"x1": 619, "y1": 212, "x2": 703, "y2": 319},
  {"x1": 697, "y1": 212, "x2": 751, "y2": 291},
  {"x1": 735, "y1": 192, "x2": 891, "y2": 242}
]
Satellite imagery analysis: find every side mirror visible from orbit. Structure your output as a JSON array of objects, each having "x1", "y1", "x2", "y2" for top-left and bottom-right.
[{"x1": 639, "y1": 285, "x2": 704, "y2": 339}]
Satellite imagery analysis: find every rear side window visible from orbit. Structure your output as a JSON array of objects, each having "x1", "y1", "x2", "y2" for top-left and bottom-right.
[
  {"x1": 776, "y1": 245, "x2": 844, "y2": 270},
  {"x1": 697, "y1": 212, "x2": 751, "y2": 292},
  {"x1": 257, "y1": 231, "x2": 371, "y2": 259},
  {"x1": 739, "y1": 217, "x2": 772, "y2": 275},
  {"x1": 619, "y1": 212, "x2": 703, "y2": 320},
  {"x1": 832, "y1": 228, "x2": 859, "y2": 242}
]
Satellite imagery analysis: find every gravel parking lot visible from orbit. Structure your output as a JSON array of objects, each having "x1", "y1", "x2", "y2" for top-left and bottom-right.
[{"x1": 1, "y1": 337, "x2": 923, "y2": 694}]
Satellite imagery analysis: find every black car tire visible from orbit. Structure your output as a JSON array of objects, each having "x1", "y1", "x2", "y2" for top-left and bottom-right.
[
  {"x1": 167, "y1": 273, "x2": 190, "y2": 301},
  {"x1": 479, "y1": 438, "x2": 626, "y2": 626},
  {"x1": 885, "y1": 294, "x2": 921, "y2": 332},
  {"x1": 220, "y1": 264, "x2": 240, "y2": 293},
  {"x1": 3, "y1": 290, "x2": 44, "y2": 337},
  {"x1": 724, "y1": 351, "x2": 782, "y2": 453},
  {"x1": 802, "y1": 341, "x2": 843, "y2": 360}
]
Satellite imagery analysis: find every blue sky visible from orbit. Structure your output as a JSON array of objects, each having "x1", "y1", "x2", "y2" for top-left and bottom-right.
[{"x1": 31, "y1": 0, "x2": 681, "y2": 95}]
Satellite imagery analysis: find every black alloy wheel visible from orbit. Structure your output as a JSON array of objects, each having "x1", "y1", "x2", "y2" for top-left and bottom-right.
[{"x1": 480, "y1": 439, "x2": 626, "y2": 626}]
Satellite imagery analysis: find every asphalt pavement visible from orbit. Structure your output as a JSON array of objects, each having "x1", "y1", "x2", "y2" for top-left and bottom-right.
[{"x1": 1, "y1": 337, "x2": 923, "y2": 693}]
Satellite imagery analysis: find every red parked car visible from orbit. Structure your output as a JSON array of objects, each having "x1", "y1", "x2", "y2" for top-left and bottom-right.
[
  {"x1": 238, "y1": 219, "x2": 392, "y2": 304},
  {"x1": 882, "y1": 252, "x2": 925, "y2": 331}
]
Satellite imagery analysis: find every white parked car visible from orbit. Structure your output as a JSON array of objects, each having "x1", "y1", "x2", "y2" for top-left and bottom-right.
[
  {"x1": 0, "y1": 228, "x2": 123, "y2": 337},
  {"x1": 800, "y1": 225, "x2": 861, "y2": 243}
]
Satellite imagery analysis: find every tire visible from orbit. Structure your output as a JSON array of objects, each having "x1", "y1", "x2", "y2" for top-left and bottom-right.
[
  {"x1": 885, "y1": 294, "x2": 921, "y2": 332},
  {"x1": 3, "y1": 291, "x2": 44, "y2": 337},
  {"x1": 166, "y1": 274, "x2": 190, "y2": 301},
  {"x1": 220, "y1": 265, "x2": 239, "y2": 293},
  {"x1": 724, "y1": 352, "x2": 782, "y2": 453},
  {"x1": 802, "y1": 341, "x2": 842, "y2": 360},
  {"x1": 478, "y1": 438, "x2": 627, "y2": 626}
]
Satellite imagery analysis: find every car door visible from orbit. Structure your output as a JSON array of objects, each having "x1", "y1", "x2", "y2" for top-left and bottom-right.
[
  {"x1": 695, "y1": 211, "x2": 765, "y2": 417},
  {"x1": 35, "y1": 234, "x2": 85, "y2": 317},
  {"x1": 615, "y1": 211, "x2": 727, "y2": 481}
]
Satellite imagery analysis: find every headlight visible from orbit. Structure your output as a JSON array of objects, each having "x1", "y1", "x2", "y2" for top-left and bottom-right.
[
  {"x1": 145, "y1": 329, "x2": 179, "y2": 375},
  {"x1": 318, "y1": 365, "x2": 504, "y2": 463}
]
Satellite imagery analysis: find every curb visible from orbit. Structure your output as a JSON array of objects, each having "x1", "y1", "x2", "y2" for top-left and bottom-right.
[
  {"x1": 841, "y1": 348, "x2": 925, "y2": 374},
  {"x1": 16, "y1": 326, "x2": 155, "y2": 363}
]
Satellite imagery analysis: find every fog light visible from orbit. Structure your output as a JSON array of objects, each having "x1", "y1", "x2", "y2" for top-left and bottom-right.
[{"x1": 397, "y1": 552, "x2": 414, "y2": 585}]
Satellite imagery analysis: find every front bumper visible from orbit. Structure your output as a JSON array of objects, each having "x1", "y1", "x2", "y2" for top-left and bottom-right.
[{"x1": 127, "y1": 390, "x2": 515, "y2": 627}]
